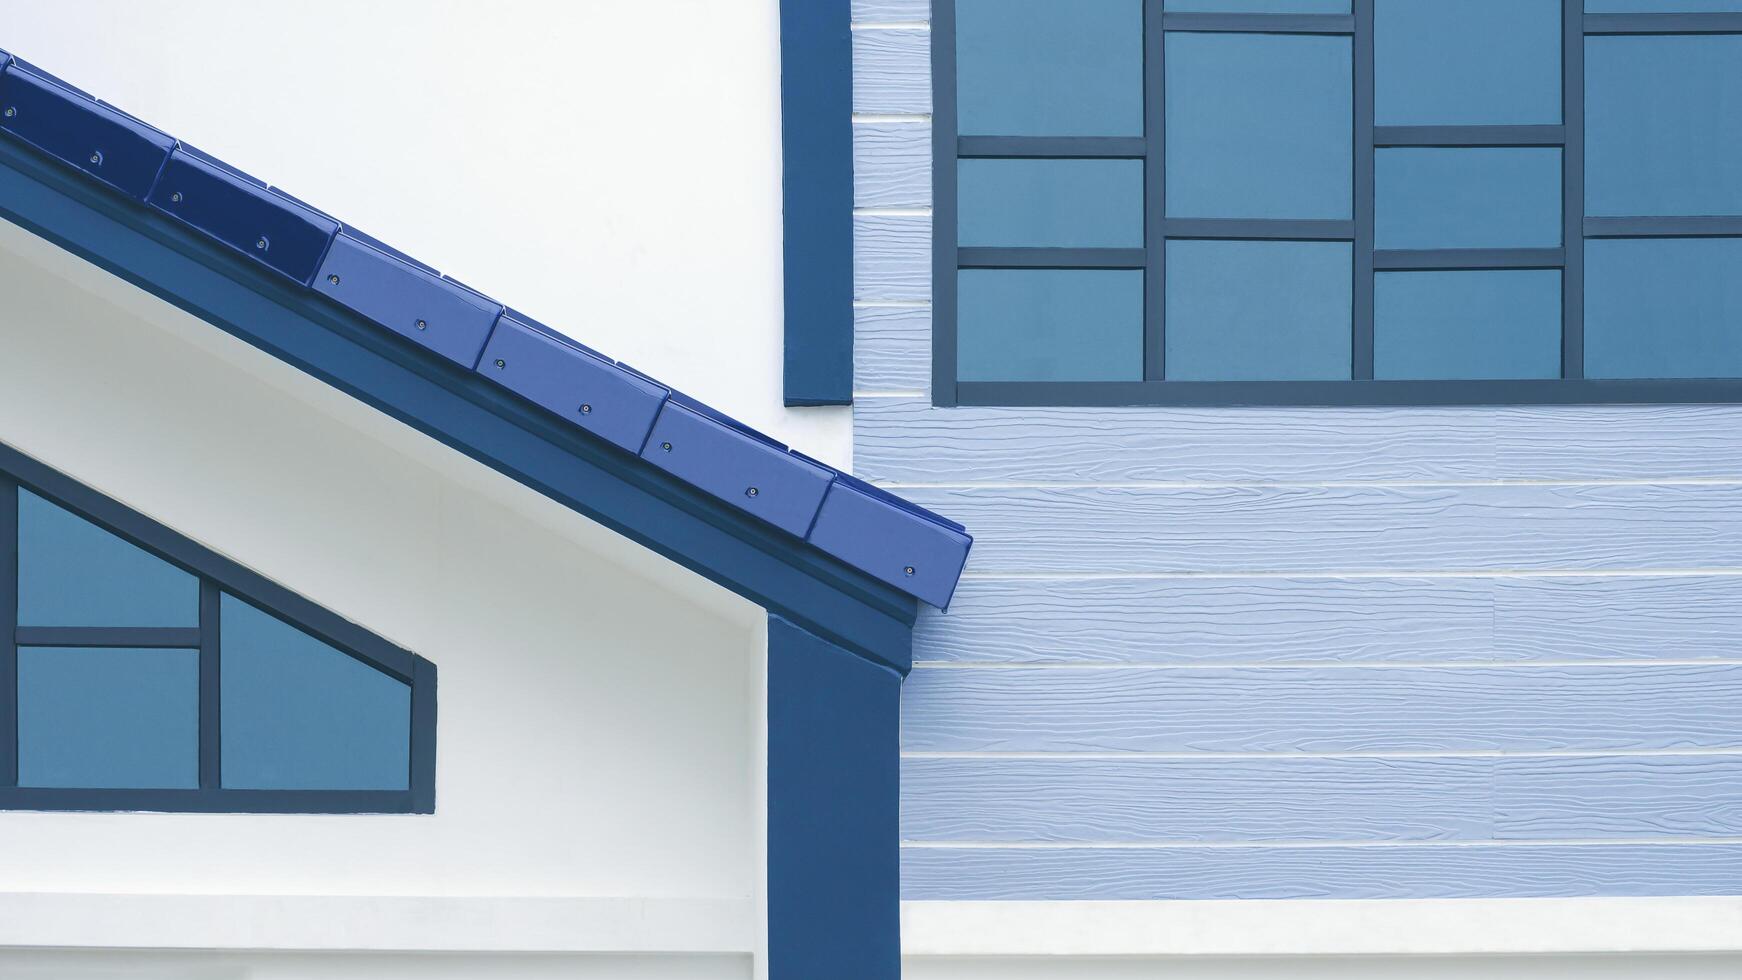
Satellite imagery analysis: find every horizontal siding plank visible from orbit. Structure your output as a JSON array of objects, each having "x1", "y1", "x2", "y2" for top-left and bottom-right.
[
  {"x1": 898, "y1": 485, "x2": 1742, "y2": 575},
  {"x1": 853, "y1": 401, "x2": 1742, "y2": 485},
  {"x1": 901, "y1": 843, "x2": 1742, "y2": 900},
  {"x1": 900, "y1": 664, "x2": 1742, "y2": 753},
  {"x1": 902, "y1": 757, "x2": 1492, "y2": 843},
  {"x1": 917, "y1": 575, "x2": 1742, "y2": 665},
  {"x1": 856, "y1": 399, "x2": 1496, "y2": 484},
  {"x1": 853, "y1": 29, "x2": 931, "y2": 114},
  {"x1": 916, "y1": 576, "x2": 1494, "y2": 665},
  {"x1": 1497, "y1": 756, "x2": 1742, "y2": 839},
  {"x1": 855, "y1": 307, "x2": 930, "y2": 392},
  {"x1": 854, "y1": 0, "x2": 930, "y2": 21},
  {"x1": 854, "y1": 123, "x2": 931, "y2": 208},
  {"x1": 855, "y1": 214, "x2": 931, "y2": 301}
]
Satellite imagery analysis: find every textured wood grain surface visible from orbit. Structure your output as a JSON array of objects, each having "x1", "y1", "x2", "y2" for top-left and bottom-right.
[
  {"x1": 901, "y1": 664, "x2": 1742, "y2": 753},
  {"x1": 898, "y1": 484, "x2": 1742, "y2": 574},
  {"x1": 855, "y1": 215, "x2": 930, "y2": 301},
  {"x1": 854, "y1": 0, "x2": 930, "y2": 21},
  {"x1": 854, "y1": 123, "x2": 930, "y2": 208},
  {"x1": 855, "y1": 306, "x2": 930, "y2": 393},
  {"x1": 902, "y1": 757, "x2": 1492, "y2": 842},
  {"x1": 901, "y1": 843, "x2": 1742, "y2": 900},
  {"x1": 855, "y1": 398, "x2": 1742, "y2": 485},
  {"x1": 917, "y1": 575, "x2": 1742, "y2": 665},
  {"x1": 853, "y1": 29, "x2": 931, "y2": 114},
  {"x1": 1496, "y1": 755, "x2": 1742, "y2": 839}
]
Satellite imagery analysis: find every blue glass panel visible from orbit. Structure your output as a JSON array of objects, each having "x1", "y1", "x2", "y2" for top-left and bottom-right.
[
  {"x1": 1165, "y1": 240, "x2": 1352, "y2": 380},
  {"x1": 1374, "y1": 271, "x2": 1562, "y2": 380},
  {"x1": 957, "y1": 0, "x2": 1143, "y2": 137},
  {"x1": 1586, "y1": 238, "x2": 1742, "y2": 379},
  {"x1": 1165, "y1": 33, "x2": 1352, "y2": 219},
  {"x1": 1375, "y1": 0, "x2": 1561, "y2": 125},
  {"x1": 18, "y1": 646, "x2": 198, "y2": 789},
  {"x1": 958, "y1": 269, "x2": 1143, "y2": 381},
  {"x1": 959, "y1": 159, "x2": 1144, "y2": 248},
  {"x1": 1587, "y1": 36, "x2": 1742, "y2": 217},
  {"x1": 16, "y1": 489, "x2": 198, "y2": 628},
  {"x1": 1376, "y1": 149, "x2": 1562, "y2": 249},
  {"x1": 1587, "y1": 1, "x2": 1742, "y2": 9},
  {"x1": 1169, "y1": 0, "x2": 1348, "y2": 9},
  {"x1": 220, "y1": 595, "x2": 410, "y2": 790}
]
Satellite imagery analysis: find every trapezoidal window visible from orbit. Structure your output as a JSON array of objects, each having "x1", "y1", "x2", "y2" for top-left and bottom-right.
[{"x1": 0, "y1": 441, "x2": 435, "y2": 813}]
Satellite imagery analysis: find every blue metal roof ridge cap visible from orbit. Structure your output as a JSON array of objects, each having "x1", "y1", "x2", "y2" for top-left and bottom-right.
[{"x1": 0, "y1": 46, "x2": 970, "y2": 608}]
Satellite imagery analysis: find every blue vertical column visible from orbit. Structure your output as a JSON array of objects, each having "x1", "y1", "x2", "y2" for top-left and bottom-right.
[
  {"x1": 767, "y1": 615, "x2": 902, "y2": 978},
  {"x1": 780, "y1": 0, "x2": 855, "y2": 406}
]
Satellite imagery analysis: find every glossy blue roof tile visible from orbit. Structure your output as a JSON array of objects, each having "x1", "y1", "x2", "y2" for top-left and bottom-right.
[
  {"x1": 479, "y1": 312, "x2": 668, "y2": 453},
  {"x1": 0, "y1": 63, "x2": 174, "y2": 200},
  {"x1": 346, "y1": 224, "x2": 438, "y2": 275},
  {"x1": 807, "y1": 476, "x2": 972, "y2": 609},
  {"x1": 642, "y1": 400, "x2": 835, "y2": 538},
  {"x1": 148, "y1": 148, "x2": 338, "y2": 284},
  {"x1": 313, "y1": 232, "x2": 501, "y2": 367}
]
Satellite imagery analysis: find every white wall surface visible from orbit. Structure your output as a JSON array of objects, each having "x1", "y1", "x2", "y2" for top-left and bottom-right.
[
  {"x1": 0, "y1": 949, "x2": 748, "y2": 980},
  {"x1": 0, "y1": 216, "x2": 765, "y2": 969},
  {"x1": 0, "y1": 0, "x2": 850, "y2": 467}
]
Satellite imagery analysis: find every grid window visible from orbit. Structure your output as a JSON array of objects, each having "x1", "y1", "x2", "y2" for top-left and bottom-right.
[
  {"x1": 935, "y1": 0, "x2": 1742, "y2": 405},
  {"x1": 0, "y1": 455, "x2": 434, "y2": 812}
]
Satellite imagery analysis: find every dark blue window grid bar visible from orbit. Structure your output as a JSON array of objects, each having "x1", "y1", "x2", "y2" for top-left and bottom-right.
[
  {"x1": 0, "y1": 444, "x2": 436, "y2": 814},
  {"x1": 933, "y1": 4, "x2": 1742, "y2": 408}
]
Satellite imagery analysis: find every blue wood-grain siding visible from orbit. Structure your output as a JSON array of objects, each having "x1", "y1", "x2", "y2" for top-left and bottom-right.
[{"x1": 852, "y1": 3, "x2": 1742, "y2": 902}]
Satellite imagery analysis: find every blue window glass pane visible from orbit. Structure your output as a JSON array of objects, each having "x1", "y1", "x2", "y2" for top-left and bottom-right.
[
  {"x1": 1587, "y1": 36, "x2": 1742, "y2": 217},
  {"x1": 16, "y1": 489, "x2": 198, "y2": 628},
  {"x1": 958, "y1": 269, "x2": 1143, "y2": 381},
  {"x1": 18, "y1": 646, "x2": 198, "y2": 789},
  {"x1": 221, "y1": 594, "x2": 410, "y2": 790},
  {"x1": 1168, "y1": 0, "x2": 1349, "y2": 10},
  {"x1": 1376, "y1": 149, "x2": 1562, "y2": 250},
  {"x1": 1165, "y1": 33, "x2": 1352, "y2": 220},
  {"x1": 1375, "y1": 0, "x2": 1561, "y2": 125},
  {"x1": 1586, "y1": 239, "x2": 1742, "y2": 379},
  {"x1": 957, "y1": 0, "x2": 1143, "y2": 137},
  {"x1": 1165, "y1": 240, "x2": 1352, "y2": 380},
  {"x1": 1587, "y1": 1, "x2": 1742, "y2": 9},
  {"x1": 1374, "y1": 271, "x2": 1562, "y2": 380},
  {"x1": 959, "y1": 159, "x2": 1144, "y2": 248}
]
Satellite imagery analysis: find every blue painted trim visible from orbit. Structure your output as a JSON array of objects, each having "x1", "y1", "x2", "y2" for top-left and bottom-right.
[
  {"x1": 0, "y1": 135, "x2": 921, "y2": 673},
  {"x1": 779, "y1": 0, "x2": 854, "y2": 407},
  {"x1": 0, "y1": 445, "x2": 436, "y2": 814},
  {"x1": 767, "y1": 616, "x2": 901, "y2": 979}
]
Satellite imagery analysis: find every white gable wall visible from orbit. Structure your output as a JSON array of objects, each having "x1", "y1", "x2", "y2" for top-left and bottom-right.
[{"x1": 0, "y1": 217, "x2": 764, "y2": 975}]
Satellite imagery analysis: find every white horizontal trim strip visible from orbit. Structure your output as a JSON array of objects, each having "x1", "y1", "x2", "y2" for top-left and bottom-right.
[
  {"x1": 853, "y1": 113, "x2": 932, "y2": 124},
  {"x1": 0, "y1": 893, "x2": 754, "y2": 953},
  {"x1": 912, "y1": 658, "x2": 1742, "y2": 671},
  {"x1": 960, "y1": 568, "x2": 1742, "y2": 581},
  {"x1": 902, "y1": 838, "x2": 1742, "y2": 850},
  {"x1": 901, "y1": 897, "x2": 1742, "y2": 956},
  {"x1": 875, "y1": 478, "x2": 1742, "y2": 490},
  {"x1": 904, "y1": 747, "x2": 1742, "y2": 760}
]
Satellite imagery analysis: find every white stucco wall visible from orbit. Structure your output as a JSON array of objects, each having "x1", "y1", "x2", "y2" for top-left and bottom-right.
[
  {"x1": 0, "y1": 213, "x2": 764, "y2": 975},
  {"x1": 0, "y1": 0, "x2": 847, "y2": 467}
]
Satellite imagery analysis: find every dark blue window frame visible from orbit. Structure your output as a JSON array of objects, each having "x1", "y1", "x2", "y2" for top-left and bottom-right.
[
  {"x1": 932, "y1": 3, "x2": 1742, "y2": 407},
  {"x1": 0, "y1": 441, "x2": 436, "y2": 814}
]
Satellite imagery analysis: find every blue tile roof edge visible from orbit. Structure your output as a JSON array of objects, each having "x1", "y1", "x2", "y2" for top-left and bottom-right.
[{"x1": 0, "y1": 47, "x2": 971, "y2": 608}]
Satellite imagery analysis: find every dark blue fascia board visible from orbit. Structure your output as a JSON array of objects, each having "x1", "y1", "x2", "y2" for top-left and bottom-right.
[
  {"x1": 767, "y1": 616, "x2": 900, "y2": 979},
  {"x1": 0, "y1": 136, "x2": 918, "y2": 673},
  {"x1": 779, "y1": 0, "x2": 853, "y2": 407}
]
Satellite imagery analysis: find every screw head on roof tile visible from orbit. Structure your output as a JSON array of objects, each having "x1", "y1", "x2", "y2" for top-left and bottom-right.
[
  {"x1": 415, "y1": 319, "x2": 428, "y2": 331},
  {"x1": 904, "y1": 566, "x2": 916, "y2": 577},
  {"x1": 88, "y1": 151, "x2": 102, "y2": 166},
  {"x1": 2, "y1": 107, "x2": 14, "y2": 118},
  {"x1": 327, "y1": 274, "x2": 340, "y2": 285},
  {"x1": 746, "y1": 487, "x2": 759, "y2": 498},
  {"x1": 255, "y1": 237, "x2": 269, "y2": 251},
  {"x1": 580, "y1": 404, "x2": 592, "y2": 415},
  {"x1": 170, "y1": 191, "x2": 183, "y2": 204},
  {"x1": 494, "y1": 359, "x2": 506, "y2": 369},
  {"x1": 661, "y1": 442, "x2": 673, "y2": 452}
]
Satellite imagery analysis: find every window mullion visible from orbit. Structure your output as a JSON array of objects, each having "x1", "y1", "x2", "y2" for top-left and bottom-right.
[
  {"x1": 198, "y1": 578, "x2": 220, "y2": 791},
  {"x1": 1353, "y1": 0, "x2": 1377, "y2": 381},
  {"x1": 1563, "y1": 0, "x2": 1586, "y2": 380},
  {"x1": 1144, "y1": 0, "x2": 1166, "y2": 382},
  {"x1": 0, "y1": 477, "x2": 15, "y2": 790}
]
